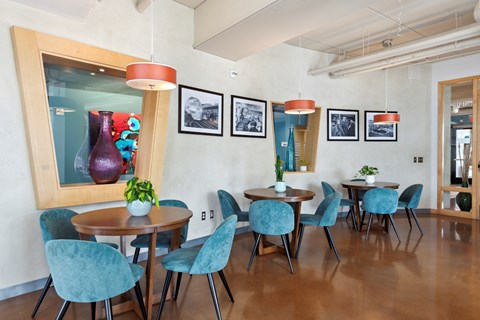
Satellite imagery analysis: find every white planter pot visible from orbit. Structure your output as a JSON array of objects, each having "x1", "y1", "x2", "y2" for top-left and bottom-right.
[
  {"x1": 299, "y1": 165, "x2": 307, "y2": 172},
  {"x1": 127, "y1": 200, "x2": 152, "y2": 216},
  {"x1": 275, "y1": 181, "x2": 286, "y2": 193},
  {"x1": 365, "y1": 175, "x2": 375, "y2": 184}
]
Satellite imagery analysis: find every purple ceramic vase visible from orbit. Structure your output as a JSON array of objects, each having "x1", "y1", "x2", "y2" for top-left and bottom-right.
[{"x1": 88, "y1": 111, "x2": 123, "y2": 184}]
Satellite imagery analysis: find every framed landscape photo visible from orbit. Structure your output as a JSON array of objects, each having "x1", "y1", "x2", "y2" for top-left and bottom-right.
[
  {"x1": 327, "y1": 108, "x2": 359, "y2": 141},
  {"x1": 231, "y1": 95, "x2": 267, "y2": 138},
  {"x1": 364, "y1": 110, "x2": 398, "y2": 141},
  {"x1": 178, "y1": 85, "x2": 223, "y2": 136}
]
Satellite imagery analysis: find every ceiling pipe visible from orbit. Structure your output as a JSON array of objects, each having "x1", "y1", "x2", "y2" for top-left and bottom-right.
[
  {"x1": 135, "y1": 0, "x2": 151, "y2": 13},
  {"x1": 308, "y1": 23, "x2": 480, "y2": 77}
]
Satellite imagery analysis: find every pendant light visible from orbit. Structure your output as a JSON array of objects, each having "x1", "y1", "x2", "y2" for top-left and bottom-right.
[
  {"x1": 374, "y1": 68, "x2": 400, "y2": 124},
  {"x1": 126, "y1": 0, "x2": 176, "y2": 91},
  {"x1": 285, "y1": 37, "x2": 315, "y2": 114}
]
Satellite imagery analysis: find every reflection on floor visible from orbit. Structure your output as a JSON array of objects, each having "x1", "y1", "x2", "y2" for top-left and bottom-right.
[{"x1": 1, "y1": 214, "x2": 479, "y2": 320}]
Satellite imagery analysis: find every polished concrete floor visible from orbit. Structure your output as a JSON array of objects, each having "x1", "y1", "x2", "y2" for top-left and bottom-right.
[{"x1": 1, "y1": 214, "x2": 479, "y2": 319}]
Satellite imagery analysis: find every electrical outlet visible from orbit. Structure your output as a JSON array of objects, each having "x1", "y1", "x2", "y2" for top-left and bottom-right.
[
  {"x1": 210, "y1": 210, "x2": 214, "y2": 219},
  {"x1": 418, "y1": 157, "x2": 424, "y2": 163},
  {"x1": 201, "y1": 211, "x2": 206, "y2": 220},
  {"x1": 414, "y1": 157, "x2": 417, "y2": 163}
]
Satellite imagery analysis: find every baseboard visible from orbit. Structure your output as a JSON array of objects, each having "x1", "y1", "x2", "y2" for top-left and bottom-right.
[{"x1": 0, "y1": 225, "x2": 252, "y2": 301}]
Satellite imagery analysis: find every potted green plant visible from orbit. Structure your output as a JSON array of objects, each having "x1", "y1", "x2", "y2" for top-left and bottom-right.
[
  {"x1": 298, "y1": 159, "x2": 310, "y2": 172},
  {"x1": 275, "y1": 155, "x2": 286, "y2": 192},
  {"x1": 357, "y1": 165, "x2": 379, "y2": 184},
  {"x1": 124, "y1": 177, "x2": 159, "y2": 216}
]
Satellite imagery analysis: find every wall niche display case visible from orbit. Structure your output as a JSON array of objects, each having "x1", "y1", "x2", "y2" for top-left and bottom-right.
[{"x1": 11, "y1": 26, "x2": 171, "y2": 209}]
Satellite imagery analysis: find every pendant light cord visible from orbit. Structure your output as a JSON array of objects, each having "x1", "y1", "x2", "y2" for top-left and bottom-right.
[
  {"x1": 150, "y1": 0, "x2": 154, "y2": 62},
  {"x1": 298, "y1": 36, "x2": 302, "y2": 99},
  {"x1": 385, "y1": 68, "x2": 388, "y2": 113}
]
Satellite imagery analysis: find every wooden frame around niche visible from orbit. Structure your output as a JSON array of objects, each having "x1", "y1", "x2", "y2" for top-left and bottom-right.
[{"x1": 11, "y1": 26, "x2": 171, "y2": 209}]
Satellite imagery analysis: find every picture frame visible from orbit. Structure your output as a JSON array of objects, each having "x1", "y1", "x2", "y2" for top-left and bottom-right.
[
  {"x1": 231, "y1": 95, "x2": 267, "y2": 138},
  {"x1": 178, "y1": 84, "x2": 223, "y2": 136},
  {"x1": 364, "y1": 110, "x2": 398, "y2": 141},
  {"x1": 327, "y1": 108, "x2": 359, "y2": 141}
]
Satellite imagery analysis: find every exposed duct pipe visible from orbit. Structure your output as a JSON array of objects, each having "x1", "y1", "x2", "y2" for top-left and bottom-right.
[{"x1": 135, "y1": 0, "x2": 151, "y2": 13}]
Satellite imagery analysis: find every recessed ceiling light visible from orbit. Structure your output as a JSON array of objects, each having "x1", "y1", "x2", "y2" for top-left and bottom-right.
[
  {"x1": 90, "y1": 72, "x2": 96, "y2": 76},
  {"x1": 98, "y1": 68, "x2": 105, "y2": 72}
]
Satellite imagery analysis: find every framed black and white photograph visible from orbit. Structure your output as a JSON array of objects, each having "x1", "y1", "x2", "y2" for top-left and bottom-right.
[
  {"x1": 364, "y1": 110, "x2": 398, "y2": 141},
  {"x1": 178, "y1": 85, "x2": 223, "y2": 136},
  {"x1": 327, "y1": 108, "x2": 359, "y2": 141},
  {"x1": 231, "y1": 95, "x2": 267, "y2": 138}
]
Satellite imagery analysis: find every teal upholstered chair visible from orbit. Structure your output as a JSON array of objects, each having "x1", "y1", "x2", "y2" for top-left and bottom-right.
[
  {"x1": 296, "y1": 192, "x2": 342, "y2": 261},
  {"x1": 32, "y1": 209, "x2": 118, "y2": 318},
  {"x1": 361, "y1": 188, "x2": 400, "y2": 242},
  {"x1": 247, "y1": 200, "x2": 294, "y2": 274},
  {"x1": 321, "y1": 181, "x2": 358, "y2": 231},
  {"x1": 398, "y1": 184, "x2": 424, "y2": 235},
  {"x1": 217, "y1": 190, "x2": 249, "y2": 222},
  {"x1": 130, "y1": 199, "x2": 189, "y2": 263},
  {"x1": 157, "y1": 215, "x2": 237, "y2": 320},
  {"x1": 45, "y1": 240, "x2": 146, "y2": 320}
]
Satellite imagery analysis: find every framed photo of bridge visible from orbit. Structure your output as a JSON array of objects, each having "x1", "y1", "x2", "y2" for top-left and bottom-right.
[
  {"x1": 178, "y1": 84, "x2": 224, "y2": 136},
  {"x1": 231, "y1": 95, "x2": 267, "y2": 138}
]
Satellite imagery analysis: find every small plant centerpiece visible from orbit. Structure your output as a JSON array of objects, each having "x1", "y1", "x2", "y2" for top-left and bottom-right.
[
  {"x1": 124, "y1": 177, "x2": 159, "y2": 216},
  {"x1": 357, "y1": 165, "x2": 379, "y2": 184},
  {"x1": 275, "y1": 155, "x2": 286, "y2": 192},
  {"x1": 298, "y1": 159, "x2": 310, "y2": 172}
]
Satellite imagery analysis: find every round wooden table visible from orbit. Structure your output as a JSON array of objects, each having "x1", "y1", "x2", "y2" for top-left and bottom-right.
[
  {"x1": 72, "y1": 206, "x2": 192, "y2": 320},
  {"x1": 244, "y1": 188, "x2": 315, "y2": 258},
  {"x1": 341, "y1": 180, "x2": 399, "y2": 229}
]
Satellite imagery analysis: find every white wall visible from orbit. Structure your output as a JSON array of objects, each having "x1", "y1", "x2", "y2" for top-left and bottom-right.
[
  {"x1": 430, "y1": 53, "x2": 480, "y2": 207},
  {"x1": 0, "y1": 0, "x2": 432, "y2": 293}
]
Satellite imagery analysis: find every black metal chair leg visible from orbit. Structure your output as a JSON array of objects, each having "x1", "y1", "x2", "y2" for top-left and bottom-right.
[
  {"x1": 207, "y1": 273, "x2": 222, "y2": 320},
  {"x1": 134, "y1": 281, "x2": 147, "y2": 320},
  {"x1": 350, "y1": 207, "x2": 358, "y2": 231},
  {"x1": 280, "y1": 234, "x2": 294, "y2": 274},
  {"x1": 104, "y1": 299, "x2": 113, "y2": 320},
  {"x1": 388, "y1": 214, "x2": 401, "y2": 242},
  {"x1": 90, "y1": 302, "x2": 96, "y2": 320},
  {"x1": 405, "y1": 208, "x2": 412, "y2": 228},
  {"x1": 173, "y1": 273, "x2": 183, "y2": 300},
  {"x1": 410, "y1": 208, "x2": 424, "y2": 235},
  {"x1": 156, "y1": 270, "x2": 173, "y2": 320},
  {"x1": 296, "y1": 224, "x2": 305, "y2": 259},
  {"x1": 132, "y1": 248, "x2": 140, "y2": 264},
  {"x1": 360, "y1": 210, "x2": 367, "y2": 232},
  {"x1": 247, "y1": 234, "x2": 262, "y2": 271},
  {"x1": 324, "y1": 227, "x2": 340, "y2": 262},
  {"x1": 55, "y1": 300, "x2": 71, "y2": 320},
  {"x1": 324, "y1": 227, "x2": 333, "y2": 249},
  {"x1": 218, "y1": 270, "x2": 234, "y2": 303},
  {"x1": 365, "y1": 213, "x2": 374, "y2": 240},
  {"x1": 31, "y1": 274, "x2": 53, "y2": 317}
]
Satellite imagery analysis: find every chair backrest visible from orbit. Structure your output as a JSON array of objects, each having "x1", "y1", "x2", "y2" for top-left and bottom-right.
[
  {"x1": 217, "y1": 190, "x2": 242, "y2": 219},
  {"x1": 249, "y1": 200, "x2": 294, "y2": 235},
  {"x1": 350, "y1": 178, "x2": 366, "y2": 198},
  {"x1": 398, "y1": 184, "x2": 423, "y2": 209},
  {"x1": 321, "y1": 181, "x2": 336, "y2": 198},
  {"x1": 40, "y1": 209, "x2": 92, "y2": 243},
  {"x1": 314, "y1": 192, "x2": 342, "y2": 227},
  {"x1": 159, "y1": 199, "x2": 189, "y2": 243},
  {"x1": 45, "y1": 240, "x2": 138, "y2": 303},
  {"x1": 361, "y1": 188, "x2": 398, "y2": 214},
  {"x1": 190, "y1": 215, "x2": 237, "y2": 274}
]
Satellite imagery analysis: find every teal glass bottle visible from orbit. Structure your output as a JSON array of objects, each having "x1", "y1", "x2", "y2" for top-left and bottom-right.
[{"x1": 286, "y1": 127, "x2": 296, "y2": 171}]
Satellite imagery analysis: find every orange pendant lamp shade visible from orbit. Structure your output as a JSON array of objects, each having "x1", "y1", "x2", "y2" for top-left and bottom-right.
[
  {"x1": 126, "y1": 62, "x2": 176, "y2": 91},
  {"x1": 285, "y1": 99, "x2": 315, "y2": 114},
  {"x1": 373, "y1": 112, "x2": 400, "y2": 124}
]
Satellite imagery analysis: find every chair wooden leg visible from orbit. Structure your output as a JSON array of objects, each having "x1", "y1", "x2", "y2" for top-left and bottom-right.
[
  {"x1": 173, "y1": 273, "x2": 183, "y2": 301},
  {"x1": 281, "y1": 234, "x2": 294, "y2": 274},
  {"x1": 218, "y1": 270, "x2": 234, "y2": 303},
  {"x1": 349, "y1": 207, "x2": 358, "y2": 231},
  {"x1": 247, "y1": 233, "x2": 262, "y2": 272},
  {"x1": 410, "y1": 208, "x2": 424, "y2": 235},
  {"x1": 156, "y1": 270, "x2": 173, "y2": 320},
  {"x1": 295, "y1": 224, "x2": 305, "y2": 259},
  {"x1": 55, "y1": 300, "x2": 70, "y2": 320},
  {"x1": 324, "y1": 227, "x2": 340, "y2": 262},
  {"x1": 365, "y1": 213, "x2": 374, "y2": 240},
  {"x1": 90, "y1": 302, "x2": 96, "y2": 320},
  {"x1": 31, "y1": 274, "x2": 53, "y2": 317},
  {"x1": 405, "y1": 208, "x2": 412, "y2": 228},
  {"x1": 387, "y1": 214, "x2": 401, "y2": 242},
  {"x1": 207, "y1": 273, "x2": 222, "y2": 320},
  {"x1": 134, "y1": 281, "x2": 147, "y2": 320},
  {"x1": 132, "y1": 248, "x2": 140, "y2": 264},
  {"x1": 104, "y1": 299, "x2": 113, "y2": 320}
]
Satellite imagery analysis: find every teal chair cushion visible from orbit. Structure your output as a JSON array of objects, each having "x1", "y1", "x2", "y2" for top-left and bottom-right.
[
  {"x1": 217, "y1": 190, "x2": 249, "y2": 221},
  {"x1": 45, "y1": 240, "x2": 143, "y2": 303},
  {"x1": 398, "y1": 184, "x2": 423, "y2": 209},
  {"x1": 361, "y1": 188, "x2": 398, "y2": 214},
  {"x1": 300, "y1": 193, "x2": 341, "y2": 227},
  {"x1": 249, "y1": 200, "x2": 294, "y2": 235}
]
